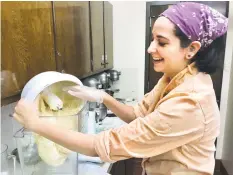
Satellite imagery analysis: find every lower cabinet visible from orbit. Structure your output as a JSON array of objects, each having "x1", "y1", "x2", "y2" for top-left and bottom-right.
[{"x1": 110, "y1": 158, "x2": 143, "y2": 175}]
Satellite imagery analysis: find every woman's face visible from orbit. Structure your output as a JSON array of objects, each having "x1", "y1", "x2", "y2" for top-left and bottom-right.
[{"x1": 148, "y1": 16, "x2": 189, "y2": 78}]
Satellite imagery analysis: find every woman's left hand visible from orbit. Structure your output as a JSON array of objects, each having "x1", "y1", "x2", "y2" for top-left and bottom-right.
[{"x1": 13, "y1": 99, "x2": 40, "y2": 130}]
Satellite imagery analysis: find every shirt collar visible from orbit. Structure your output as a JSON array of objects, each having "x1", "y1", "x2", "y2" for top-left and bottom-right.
[{"x1": 160, "y1": 63, "x2": 198, "y2": 98}]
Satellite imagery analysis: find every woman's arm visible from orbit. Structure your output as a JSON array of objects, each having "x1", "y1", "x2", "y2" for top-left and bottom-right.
[
  {"x1": 65, "y1": 86, "x2": 136, "y2": 123},
  {"x1": 13, "y1": 99, "x2": 98, "y2": 157},
  {"x1": 33, "y1": 120, "x2": 98, "y2": 157},
  {"x1": 103, "y1": 93, "x2": 136, "y2": 123}
]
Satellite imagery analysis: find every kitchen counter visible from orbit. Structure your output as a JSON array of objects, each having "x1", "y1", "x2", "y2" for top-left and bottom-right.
[
  {"x1": 77, "y1": 161, "x2": 111, "y2": 175},
  {"x1": 8, "y1": 152, "x2": 112, "y2": 175}
]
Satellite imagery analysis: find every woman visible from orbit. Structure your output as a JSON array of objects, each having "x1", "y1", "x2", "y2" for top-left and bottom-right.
[{"x1": 13, "y1": 2, "x2": 228, "y2": 175}]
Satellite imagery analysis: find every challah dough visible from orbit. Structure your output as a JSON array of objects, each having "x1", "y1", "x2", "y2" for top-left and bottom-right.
[{"x1": 34, "y1": 81, "x2": 84, "y2": 166}]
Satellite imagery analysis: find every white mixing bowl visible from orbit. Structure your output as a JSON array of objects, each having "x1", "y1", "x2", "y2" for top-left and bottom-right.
[{"x1": 21, "y1": 71, "x2": 84, "y2": 102}]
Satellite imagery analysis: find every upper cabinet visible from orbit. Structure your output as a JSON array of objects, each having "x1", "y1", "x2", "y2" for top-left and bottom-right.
[
  {"x1": 1, "y1": 1, "x2": 114, "y2": 105},
  {"x1": 1, "y1": 2, "x2": 57, "y2": 99},
  {"x1": 90, "y1": 1, "x2": 114, "y2": 72},
  {"x1": 104, "y1": 1, "x2": 113, "y2": 69},
  {"x1": 90, "y1": 1, "x2": 105, "y2": 72},
  {"x1": 53, "y1": 2, "x2": 92, "y2": 77}
]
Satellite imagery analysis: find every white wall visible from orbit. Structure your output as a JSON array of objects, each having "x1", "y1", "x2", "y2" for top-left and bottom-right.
[{"x1": 110, "y1": 1, "x2": 146, "y2": 101}]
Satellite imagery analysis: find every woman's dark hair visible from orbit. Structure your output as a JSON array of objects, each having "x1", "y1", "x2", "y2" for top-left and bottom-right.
[{"x1": 174, "y1": 25, "x2": 227, "y2": 74}]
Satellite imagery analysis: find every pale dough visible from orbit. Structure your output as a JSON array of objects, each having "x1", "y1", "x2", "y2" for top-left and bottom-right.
[{"x1": 34, "y1": 81, "x2": 84, "y2": 166}]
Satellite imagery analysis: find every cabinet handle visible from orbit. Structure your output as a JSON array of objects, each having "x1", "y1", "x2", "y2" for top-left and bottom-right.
[
  {"x1": 101, "y1": 55, "x2": 105, "y2": 62},
  {"x1": 101, "y1": 62, "x2": 109, "y2": 65},
  {"x1": 57, "y1": 51, "x2": 61, "y2": 57},
  {"x1": 101, "y1": 55, "x2": 105, "y2": 65},
  {"x1": 105, "y1": 54, "x2": 109, "y2": 65},
  {"x1": 101, "y1": 55, "x2": 109, "y2": 65}
]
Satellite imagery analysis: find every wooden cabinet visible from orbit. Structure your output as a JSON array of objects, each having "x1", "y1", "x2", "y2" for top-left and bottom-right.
[
  {"x1": 54, "y1": 1, "x2": 113, "y2": 77},
  {"x1": 90, "y1": 1, "x2": 105, "y2": 72},
  {"x1": 53, "y1": 1, "x2": 92, "y2": 77},
  {"x1": 1, "y1": 2, "x2": 56, "y2": 100},
  {"x1": 1, "y1": 1, "x2": 114, "y2": 105},
  {"x1": 90, "y1": 1, "x2": 114, "y2": 72},
  {"x1": 110, "y1": 160, "x2": 126, "y2": 175},
  {"x1": 125, "y1": 158, "x2": 143, "y2": 175},
  {"x1": 110, "y1": 158, "x2": 143, "y2": 175},
  {"x1": 104, "y1": 1, "x2": 114, "y2": 69}
]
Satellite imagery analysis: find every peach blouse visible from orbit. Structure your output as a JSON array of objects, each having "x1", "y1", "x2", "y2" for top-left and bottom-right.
[{"x1": 94, "y1": 63, "x2": 220, "y2": 175}]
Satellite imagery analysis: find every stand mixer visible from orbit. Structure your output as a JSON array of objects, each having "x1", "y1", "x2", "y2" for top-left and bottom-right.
[{"x1": 82, "y1": 69, "x2": 121, "y2": 122}]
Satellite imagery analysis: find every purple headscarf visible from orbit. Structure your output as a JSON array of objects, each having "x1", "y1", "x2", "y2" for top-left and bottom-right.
[{"x1": 160, "y1": 2, "x2": 228, "y2": 48}]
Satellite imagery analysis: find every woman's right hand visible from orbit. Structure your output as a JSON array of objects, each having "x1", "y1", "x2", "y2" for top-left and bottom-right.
[
  {"x1": 63, "y1": 85, "x2": 106, "y2": 103},
  {"x1": 13, "y1": 99, "x2": 40, "y2": 130},
  {"x1": 64, "y1": 85, "x2": 136, "y2": 123}
]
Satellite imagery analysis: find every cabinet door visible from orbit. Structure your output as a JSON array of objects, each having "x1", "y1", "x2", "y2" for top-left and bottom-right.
[
  {"x1": 90, "y1": 1, "x2": 105, "y2": 72},
  {"x1": 104, "y1": 1, "x2": 114, "y2": 69},
  {"x1": 125, "y1": 158, "x2": 143, "y2": 175},
  {"x1": 110, "y1": 160, "x2": 126, "y2": 175},
  {"x1": 53, "y1": 1, "x2": 92, "y2": 78},
  {"x1": 1, "y1": 2, "x2": 56, "y2": 99}
]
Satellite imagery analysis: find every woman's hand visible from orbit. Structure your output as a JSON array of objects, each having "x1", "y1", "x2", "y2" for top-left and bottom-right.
[
  {"x1": 13, "y1": 99, "x2": 40, "y2": 130},
  {"x1": 63, "y1": 85, "x2": 106, "y2": 103}
]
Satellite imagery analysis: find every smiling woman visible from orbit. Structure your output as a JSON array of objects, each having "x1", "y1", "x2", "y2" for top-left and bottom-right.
[
  {"x1": 148, "y1": 16, "x2": 195, "y2": 78},
  {"x1": 13, "y1": 2, "x2": 229, "y2": 175}
]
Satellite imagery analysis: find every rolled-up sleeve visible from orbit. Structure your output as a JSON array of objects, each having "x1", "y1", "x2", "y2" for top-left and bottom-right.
[
  {"x1": 94, "y1": 95, "x2": 205, "y2": 163},
  {"x1": 133, "y1": 93, "x2": 151, "y2": 118},
  {"x1": 133, "y1": 77, "x2": 169, "y2": 118}
]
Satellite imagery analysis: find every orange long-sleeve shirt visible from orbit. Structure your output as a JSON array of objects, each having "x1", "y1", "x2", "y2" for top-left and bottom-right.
[{"x1": 94, "y1": 63, "x2": 220, "y2": 175}]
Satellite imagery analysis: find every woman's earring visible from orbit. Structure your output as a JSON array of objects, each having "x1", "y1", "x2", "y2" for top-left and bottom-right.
[{"x1": 187, "y1": 54, "x2": 193, "y2": 58}]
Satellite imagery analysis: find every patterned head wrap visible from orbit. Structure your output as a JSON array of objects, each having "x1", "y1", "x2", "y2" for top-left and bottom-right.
[{"x1": 160, "y1": 2, "x2": 228, "y2": 48}]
